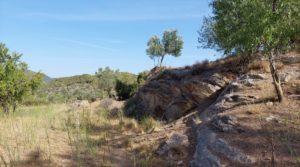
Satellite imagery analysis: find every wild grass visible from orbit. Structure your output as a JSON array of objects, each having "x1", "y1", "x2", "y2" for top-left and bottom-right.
[
  {"x1": 0, "y1": 102, "x2": 161, "y2": 167},
  {"x1": 0, "y1": 104, "x2": 67, "y2": 166}
]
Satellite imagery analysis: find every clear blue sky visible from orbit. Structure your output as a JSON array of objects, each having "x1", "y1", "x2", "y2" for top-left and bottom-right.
[{"x1": 0, "y1": 0, "x2": 218, "y2": 78}]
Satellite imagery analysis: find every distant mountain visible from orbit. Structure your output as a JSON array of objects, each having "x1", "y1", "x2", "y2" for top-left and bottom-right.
[
  {"x1": 26, "y1": 70, "x2": 52, "y2": 82},
  {"x1": 43, "y1": 75, "x2": 52, "y2": 82}
]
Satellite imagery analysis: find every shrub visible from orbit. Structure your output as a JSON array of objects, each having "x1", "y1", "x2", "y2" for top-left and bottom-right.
[
  {"x1": 140, "y1": 117, "x2": 158, "y2": 132},
  {"x1": 115, "y1": 79, "x2": 138, "y2": 100},
  {"x1": 191, "y1": 59, "x2": 210, "y2": 75},
  {"x1": 247, "y1": 60, "x2": 270, "y2": 73},
  {"x1": 137, "y1": 70, "x2": 150, "y2": 86}
]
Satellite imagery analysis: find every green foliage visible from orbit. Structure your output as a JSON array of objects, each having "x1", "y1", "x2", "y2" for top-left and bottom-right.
[
  {"x1": 146, "y1": 30, "x2": 183, "y2": 66},
  {"x1": 199, "y1": 0, "x2": 300, "y2": 56},
  {"x1": 37, "y1": 67, "x2": 138, "y2": 103},
  {"x1": 199, "y1": 0, "x2": 300, "y2": 102},
  {"x1": 115, "y1": 79, "x2": 138, "y2": 100},
  {"x1": 137, "y1": 70, "x2": 150, "y2": 86},
  {"x1": 115, "y1": 71, "x2": 138, "y2": 100},
  {"x1": 96, "y1": 67, "x2": 118, "y2": 97},
  {"x1": 36, "y1": 74, "x2": 100, "y2": 103},
  {"x1": 140, "y1": 117, "x2": 158, "y2": 132},
  {"x1": 146, "y1": 36, "x2": 164, "y2": 60},
  {"x1": 0, "y1": 43, "x2": 43, "y2": 112},
  {"x1": 96, "y1": 67, "x2": 138, "y2": 100}
]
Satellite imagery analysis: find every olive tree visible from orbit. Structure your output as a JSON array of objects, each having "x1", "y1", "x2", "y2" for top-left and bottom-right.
[
  {"x1": 0, "y1": 43, "x2": 43, "y2": 112},
  {"x1": 95, "y1": 67, "x2": 119, "y2": 97},
  {"x1": 199, "y1": 0, "x2": 300, "y2": 102},
  {"x1": 146, "y1": 30, "x2": 183, "y2": 67}
]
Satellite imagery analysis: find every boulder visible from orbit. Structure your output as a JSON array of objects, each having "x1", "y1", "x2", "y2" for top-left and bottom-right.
[
  {"x1": 157, "y1": 132, "x2": 189, "y2": 158},
  {"x1": 134, "y1": 72, "x2": 229, "y2": 121}
]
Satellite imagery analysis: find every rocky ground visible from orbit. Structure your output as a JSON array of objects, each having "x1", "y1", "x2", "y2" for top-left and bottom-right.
[{"x1": 129, "y1": 53, "x2": 300, "y2": 167}]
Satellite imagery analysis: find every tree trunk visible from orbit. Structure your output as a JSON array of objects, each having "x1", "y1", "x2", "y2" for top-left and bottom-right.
[
  {"x1": 13, "y1": 102, "x2": 17, "y2": 112},
  {"x1": 2, "y1": 104, "x2": 9, "y2": 113},
  {"x1": 269, "y1": 50, "x2": 284, "y2": 102},
  {"x1": 159, "y1": 55, "x2": 165, "y2": 67}
]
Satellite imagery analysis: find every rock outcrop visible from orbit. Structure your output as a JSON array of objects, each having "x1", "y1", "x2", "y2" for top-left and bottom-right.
[
  {"x1": 129, "y1": 70, "x2": 230, "y2": 121},
  {"x1": 191, "y1": 73, "x2": 271, "y2": 167}
]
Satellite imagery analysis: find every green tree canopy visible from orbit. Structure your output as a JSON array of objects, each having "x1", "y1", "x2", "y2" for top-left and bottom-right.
[
  {"x1": 0, "y1": 43, "x2": 43, "y2": 112},
  {"x1": 199, "y1": 0, "x2": 300, "y2": 102},
  {"x1": 146, "y1": 30, "x2": 183, "y2": 66}
]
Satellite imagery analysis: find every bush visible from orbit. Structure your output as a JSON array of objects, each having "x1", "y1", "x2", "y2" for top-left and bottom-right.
[
  {"x1": 137, "y1": 70, "x2": 150, "y2": 86},
  {"x1": 115, "y1": 79, "x2": 138, "y2": 100},
  {"x1": 191, "y1": 59, "x2": 210, "y2": 75},
  {"x1": 140, "y1": 117, "x2": 158, "y2": 132}
]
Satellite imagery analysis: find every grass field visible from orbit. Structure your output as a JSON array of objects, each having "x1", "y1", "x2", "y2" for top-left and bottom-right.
[{"x1": 0, "y1": 102, "x2": 160, "y2": 167}]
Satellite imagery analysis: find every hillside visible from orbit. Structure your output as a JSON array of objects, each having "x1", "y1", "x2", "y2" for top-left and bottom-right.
[
  {"x1": 26, "y1": 70, "x2": 52, "y2": 82},
  {"x1": 33, "y1": 70, "x2": 138, "y2": 104},
  {"x1": 125, "y1": 52, "x2": 300, "y2": 166}
]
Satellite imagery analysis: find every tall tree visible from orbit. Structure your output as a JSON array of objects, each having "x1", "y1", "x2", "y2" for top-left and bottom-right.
[
  {"x1": 0, "y1": 43, "x2": 43, "y2": 112},
  {"x1": 146, "y1": 30, "x2": 183, "y2": 67},
  {"x1": 199, "y1": 0, "x2": 300, "y2": 102}
]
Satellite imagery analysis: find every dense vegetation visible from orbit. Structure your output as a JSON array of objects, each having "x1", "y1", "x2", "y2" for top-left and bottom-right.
[{"x1": 31, "y1": 67, "x2": 143, "y2": 104}]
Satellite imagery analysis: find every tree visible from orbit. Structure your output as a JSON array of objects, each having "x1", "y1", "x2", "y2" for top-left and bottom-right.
[
  {"x1": 0, "y1": 43, "x2": 43, "y2": 112},
  {"x1": 199, "y1": 0, "x2": 300, "y2": 102},
  {"x1": 95, "y1": 67, "x2": 118, "y2": 97},
  {"x1": 146, "y1": 30, "x2": 184, "y2": 67}
]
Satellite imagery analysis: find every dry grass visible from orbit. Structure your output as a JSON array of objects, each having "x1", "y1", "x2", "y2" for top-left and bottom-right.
[
  {"x1": 245, "y1": 104, "x2": 264, "y2": 115},
  {"x1": 219, "y1": 98, "x2": 300, "y2": 167},
  {"x1": 247, "y1": 60, "x2": 270, "y2": 73},
  {"x1": 0, "y1": 102, "x2": 161, "y2": 167}
]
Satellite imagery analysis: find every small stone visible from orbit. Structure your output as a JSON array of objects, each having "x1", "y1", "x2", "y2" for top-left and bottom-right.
[
  {"x1": 266, "y1": 102, "x2": 273, "y2": 106},
  {"x1": 177, "y1": 160, "x2": 184, "y2": 165},
  {"x1": 265, "y1": 115, "x2": 281, "y2": 123}
]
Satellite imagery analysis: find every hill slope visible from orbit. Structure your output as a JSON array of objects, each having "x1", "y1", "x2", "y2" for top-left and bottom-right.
[{"x1": 127, "y1": 53, "x2": 300, "y2": 166}]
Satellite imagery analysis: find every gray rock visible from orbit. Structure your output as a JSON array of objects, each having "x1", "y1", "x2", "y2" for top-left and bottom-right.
[
  {"x1": 229, "y1": 94, "x2": 258, "y2": 103},
  {"x1": 211, "y1": 115, "x2": 244, "y2": 133},
  {"x1": 288, "y1": 95, "x2": 300, "y2": 100},
  {"x1": 281, "y1": 74, "x2": 293, "y2": 82},
  {"x1": 190, "y1": 127, "x2": 221, "y2": 167},
  {"x1": 248, "y1": 73, "x2": 268, "y2": 80},
  {"x1": 241, "y1": 78, "x2": 255, "y2": 87},
  {"x1": 240, "y1": 74, "x2": 267, "y2": 80},
  {"x1": 211, "y1": 139, "x2": 252, "y2": 164},
  {"x1": 157, "y1": 132, "x2": 189, "y2": 156},
  {"x1": 230, "y1": 82, "x2": 243, "y2": 92},
  {"x1": 165, "y1": 132, "x2": 189, "y2": 148}
]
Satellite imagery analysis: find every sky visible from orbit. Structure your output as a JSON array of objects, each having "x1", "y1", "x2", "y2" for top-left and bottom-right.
[{"x1": 0, "y1": 0, "x2": 219, "y2": 78}]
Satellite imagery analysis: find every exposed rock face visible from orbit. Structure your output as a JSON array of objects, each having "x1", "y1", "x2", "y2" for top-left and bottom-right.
[
  {"x1": 131, "y1": 71, "x2": 230, "y2": 121},
  {"x1": 191, "y1": 73, "x2": 270, "y2": 167}
]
